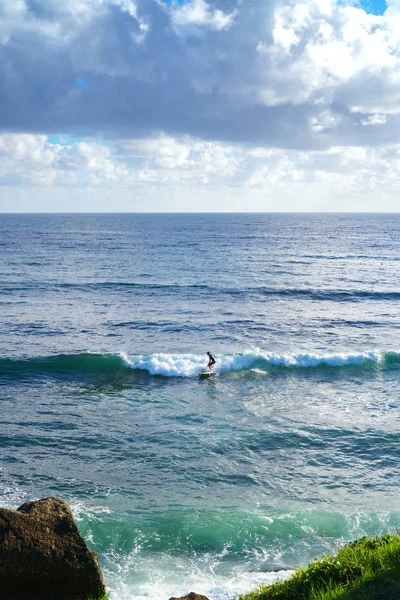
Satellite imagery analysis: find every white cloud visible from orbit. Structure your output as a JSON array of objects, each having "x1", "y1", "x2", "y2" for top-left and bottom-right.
[
  {"x1": 171, "y1": 0, "x2": 236, "y2": 32},
  {"x1": 256, "y1": 2, "x2": 400, "y2": 112},
  {"x1": 2, "y1": 0, "x2": 400, "y2": 210},
  {"x1": 0, "y1": 135, "x2": 129, "y2": 186},
  {"x1": 3, "y1": 0, "x2": 400, "y2": 141},
  {"x1": 361, "y1": 113, "x2": 388, "y2": 125},
  {"x1": 2, "y1": 132, "x2": 400, "y2": 205},
  {"x1": 1, "y1": 0, "x2": 27, "y2": 19},
  {"x1": 115, "y1": 135, "x2": 242, "y2": 183}
]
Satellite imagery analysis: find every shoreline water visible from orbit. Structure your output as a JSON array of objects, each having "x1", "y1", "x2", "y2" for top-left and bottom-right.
[
  {"x1": 1, "y1": 213, "x2": 399, "y2": 598},
  {"x1": 1, "y1": 496, "x2": 399, "y2": 600}
]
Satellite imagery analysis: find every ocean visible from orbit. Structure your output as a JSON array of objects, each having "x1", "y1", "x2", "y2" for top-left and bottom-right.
[{"x1": 0, "y1": 213, "x2": 399, "y2": 599}]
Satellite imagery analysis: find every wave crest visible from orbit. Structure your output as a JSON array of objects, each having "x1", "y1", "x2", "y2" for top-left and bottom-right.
[
  {"x1": 121, "y1": 349, "x2": 385, "y2": 377},
  {"x1": 0, "y1": 349, "x2": 395, "y2": 380}
]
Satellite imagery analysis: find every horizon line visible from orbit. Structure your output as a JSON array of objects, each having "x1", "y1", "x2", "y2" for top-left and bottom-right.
[{"x1": 1, "y1": 211, "x2": 400, "y2": 215}]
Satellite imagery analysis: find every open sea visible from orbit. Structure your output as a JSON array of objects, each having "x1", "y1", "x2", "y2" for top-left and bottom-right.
[{"x1": 1, "y1": 212, "x2": 400, "y2": 600}]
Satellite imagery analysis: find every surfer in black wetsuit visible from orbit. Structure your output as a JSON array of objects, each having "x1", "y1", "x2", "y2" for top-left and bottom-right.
[{"x1": 207, "y1": 352, "x2": 216, "y2": 371}]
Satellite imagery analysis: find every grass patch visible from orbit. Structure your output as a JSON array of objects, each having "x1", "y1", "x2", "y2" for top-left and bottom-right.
[
  {"x1": 239, "y1": 533, "x2": 400, "y2": 600},
  {"x1": 66, "y1": 595, "x2": 108, "y2": 600},
  {"x1": 77, "y1": 596, "x2": 109, "y2": 600}
]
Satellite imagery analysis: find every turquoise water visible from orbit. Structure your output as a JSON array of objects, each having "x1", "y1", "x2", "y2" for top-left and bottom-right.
[{"x1": 1, "y1": 213, "x2": 400, "y2": 599}]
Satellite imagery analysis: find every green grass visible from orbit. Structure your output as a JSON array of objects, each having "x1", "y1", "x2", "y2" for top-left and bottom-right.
[
  {"x1": 77, "y1": 596, "x2": 109, "y2": 600},
  {"x1": 239, "y1": 533, "x2": 400, "y2": 600},
  {"x1": 67, "y1": 595, "x2": 108, "y2": 600},
  {"x1": 313, "y1": 565, "x2": 400, "y2": 599}
]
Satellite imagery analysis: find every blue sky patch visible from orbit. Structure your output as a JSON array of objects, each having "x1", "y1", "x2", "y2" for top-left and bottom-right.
[
  {"x1": 346, "y1": 0, "x2": 387, "y2": 15},
  {"x1": 47, "y1": 134, "x2": 113, "y2": 149},
  {"x1": 47, "y1": 135, "x2": 84, "y2": 146},
  {"x1": 76, "y1": 77, "x2": 86, "y2": 87}
]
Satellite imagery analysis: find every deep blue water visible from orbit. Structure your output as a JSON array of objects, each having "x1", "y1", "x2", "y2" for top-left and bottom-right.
[{"x1": 1, "y1": 213, "x2": 400, "y2": 599}]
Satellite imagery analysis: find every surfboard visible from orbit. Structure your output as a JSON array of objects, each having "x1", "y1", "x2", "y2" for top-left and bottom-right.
[{"x1": 199, "y1": 370, "x2": 215, "y2": 379}]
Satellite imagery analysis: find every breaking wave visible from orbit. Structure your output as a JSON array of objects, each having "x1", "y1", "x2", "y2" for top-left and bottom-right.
[
  {"x1": 1, "y1": 349, "x2": 399, "y2": 380},
  {"x1": 120, "y1": 349, "x2": 387, "y2": 377}
]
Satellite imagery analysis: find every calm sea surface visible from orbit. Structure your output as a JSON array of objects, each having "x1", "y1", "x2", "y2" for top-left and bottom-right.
[{"x1": 0, "y1": 213, "x2": 399, "y2": 599}]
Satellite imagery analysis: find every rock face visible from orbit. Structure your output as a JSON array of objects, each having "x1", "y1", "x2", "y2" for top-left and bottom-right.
[
  {"x1": 0, "y1": 497, "x2": 105, "y2": 600},
  {"x1": 168, "y1": 593, "x2": 210, "y2": 600}
]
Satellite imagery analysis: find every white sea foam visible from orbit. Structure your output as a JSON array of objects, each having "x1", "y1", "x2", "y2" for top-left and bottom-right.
[
  {"x1": 120, "y1": 349, "x2": 383, "y2": 378},
  {"x1": 0, "y1": 480, "x2": 28, "y2": 509},
  {"x1": 104, "y1": 556, "x2": 293, "y2": 600},
  {"x1": 120, "y1": 352, "x2": 207, "y2": 377},
  {"x1": 69, "y1": 499, "x2": 112, "y2": 522},
  {"x1": 67, "y1": 501, "x2": 400, "y2": 600}
]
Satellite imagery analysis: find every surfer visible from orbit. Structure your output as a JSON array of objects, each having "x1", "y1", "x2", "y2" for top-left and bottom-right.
[{"x1": 206, "y1": 351, "x2": 216, "y2": 371}]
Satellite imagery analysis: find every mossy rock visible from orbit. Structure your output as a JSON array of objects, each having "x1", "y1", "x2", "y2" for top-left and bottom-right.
[{"x1": 0, "y1": 497, "x2": 106, "y2": 600}]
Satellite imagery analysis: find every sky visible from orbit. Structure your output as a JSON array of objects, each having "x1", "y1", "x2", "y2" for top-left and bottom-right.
[{"x1": 1, "y1": 0, "x2": 400, "y2": 212}]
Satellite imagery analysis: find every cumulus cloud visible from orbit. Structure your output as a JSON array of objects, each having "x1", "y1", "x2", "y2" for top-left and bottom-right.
[
  {"x1": 1, "y1": 131, "x2": 400, "y2": 194},
  {"x1": 2, "y1": 0, "x2": 400, "y2": 210},
  {"x1": 0, "y1": 134, "x2": 128, "y2": 186},
  {"x1": 0, "y1": 0, "x2": 399, "y2": 150},
  {"x1": 171, "y1": 0, "x2": 236, "y2": 31},
  {"x1": 0, "y1": 133, "x2": 244, "y2": 191}
]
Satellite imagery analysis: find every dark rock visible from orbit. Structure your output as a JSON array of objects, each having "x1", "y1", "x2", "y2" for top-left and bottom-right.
[
  {"x1": 0, "y1": 497, "x2": 105, "y2": 600},
  {"x1": 168, "y1": 593, "x2": 210, "y2": 600}
]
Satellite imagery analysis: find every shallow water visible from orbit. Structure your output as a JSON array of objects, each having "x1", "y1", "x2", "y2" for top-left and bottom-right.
[{"x1": 1, "y1": 213, "x2": 399, "y2": 599}]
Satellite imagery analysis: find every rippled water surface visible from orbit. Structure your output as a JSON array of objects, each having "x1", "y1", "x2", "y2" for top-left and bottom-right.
[{"x1": 1, "y1": 213, "x2": 399, "y2": 599}]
